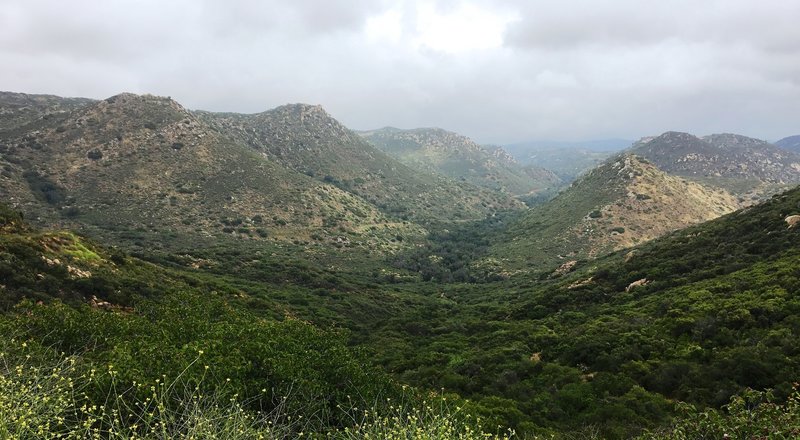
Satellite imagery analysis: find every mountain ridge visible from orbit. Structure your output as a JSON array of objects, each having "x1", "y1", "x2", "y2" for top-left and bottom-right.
[
  {"x1": 196, "y1": 107, "x2": 523, "y2": 224},
  {"x1": 776, "y1": 135, "x2": 800, "y2": 153},
  {"x1": 0, "y1": 93, "x2": 425, "y2": 255},
  {"x1": 359, "y1": 126, "x2": 561, "y2": 198},
  {"x1": 629, "y1": 131, "x2": 800, "y2": 198}
]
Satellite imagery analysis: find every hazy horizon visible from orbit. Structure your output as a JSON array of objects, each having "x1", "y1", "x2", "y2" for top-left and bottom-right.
[{"x1": 2, "y1": 0, "x2": 798, "y2": 144}]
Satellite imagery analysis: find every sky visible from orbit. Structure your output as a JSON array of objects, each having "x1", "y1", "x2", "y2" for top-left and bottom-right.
[{"x1": 1, "y1": 0, "x2": 799, "y2": 144}]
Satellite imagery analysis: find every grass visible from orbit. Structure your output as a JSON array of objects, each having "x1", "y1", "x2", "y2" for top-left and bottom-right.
[{"x1": 60, "y1": 234, "x2": 103, "y2": 262}]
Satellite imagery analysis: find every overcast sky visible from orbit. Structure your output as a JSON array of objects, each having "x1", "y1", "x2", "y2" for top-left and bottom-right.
[{"x1": 1, "y1": 0, "x2": 799, "y2": 144}]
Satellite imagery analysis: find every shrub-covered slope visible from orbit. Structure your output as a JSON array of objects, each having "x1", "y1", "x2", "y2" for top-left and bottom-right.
[
  {"x1": 492, "y1": 154, "x2": 740, "y2": 270},
  {"x1": 365, "y1": 185, "x2": 800, "y2": 437},
  {"x1": 0, "y1": 91, "x2": 94, "y2": 133},
  {"x1": 0, "y1": 204, "x2": 517, "y2": 439},
  {"x1": 197, "y1": 107, "x2": 522, "y2": 224},
  {"x1": 0, "y1": 93, "x2": 423, "y2": 255}
]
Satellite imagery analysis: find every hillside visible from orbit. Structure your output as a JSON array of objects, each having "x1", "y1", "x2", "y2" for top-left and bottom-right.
[
  {"x1": 0, "y1": 91, "x2": 94, "y2": 134},
  {"x1": 4, "y1": 172, "x2": 800, "y2": 437},
  {"x1": 196, "y1": 109, "x2": 522, "y2": 224},
  {"x1": 369, "y1": 182, "x2": 800, "y2": 438},
  {"x1": 493, "y1": 154, "x2": 740, "y2": 269},
  {"x1": 630, "y1": 131, "x2": 800, "y2": 197},
  {"x1": 359, "y1": 127, "x2": 561, "y2": 197},
  {"x1": 776, "y1": 134, "x2": 800, "y2": 152},
  {"x1": 0, "y1": 93, "x2": 422, "y2": 255},
  {"x1": 0, "y1": 203, "x2": 507, "y2": 439}
]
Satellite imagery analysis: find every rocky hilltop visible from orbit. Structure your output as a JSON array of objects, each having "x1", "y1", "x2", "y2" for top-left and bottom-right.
[
  {"x1": 0, "y1": 93, "x2": 425, "y2": 252},
  {"x1": 359, "y1": 127, "x2": 561, "y2": 197},
  {"x1": 630, "y1": 131, "x2": 800, "y2": 197}
]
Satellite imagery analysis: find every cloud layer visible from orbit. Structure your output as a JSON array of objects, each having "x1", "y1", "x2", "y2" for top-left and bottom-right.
[{"x1": 1, "y1": 0, "x2": 798, "y2": 143}]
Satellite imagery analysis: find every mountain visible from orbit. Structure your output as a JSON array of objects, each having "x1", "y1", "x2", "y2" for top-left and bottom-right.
[
  {"x1": 775, "y1": 135, "x2": 800, "y2": 152},
  {"x1": 358, "y1": 127, "x2": 561, "y2": 197},
  {"x1": 196, "y1": 110, "x2": 522, "y2": 223},
  {"x1": 492, "y1": 154, "x2": 740, "y2": 269},
  {"x1": 630, "y1": 131, "x2": 800, "y2": 197},
  {"x1": 0, "y1": 93, "x2": 424, "y2": 253}
]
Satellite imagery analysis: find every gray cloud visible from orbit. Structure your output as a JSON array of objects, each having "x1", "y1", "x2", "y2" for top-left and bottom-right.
[{"x1": 1, "y1": 0, "x2": 798, "y2": 144}]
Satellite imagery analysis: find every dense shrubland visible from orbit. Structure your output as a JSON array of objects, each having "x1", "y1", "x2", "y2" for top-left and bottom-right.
[{"x1": 2, "y1": 186, "x2": 800, "y2": 438}]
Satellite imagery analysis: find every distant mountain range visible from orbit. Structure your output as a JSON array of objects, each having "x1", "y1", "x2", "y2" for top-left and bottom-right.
[
  {"x1": 776, "y1": 135, "x2": 800, "y2": 153},
  {"x1": 629, "y1": 131, "x2": 800, "y2": 199},
  {"x1": 505, "y1": 138, "x2": 633, "y2": 153},
  {"x1": 2, "y1": 90, "x2": 797, "y2": 275},
  {"x1": 502, "y1": 139, "x2": 630, "y2": 181},
  {"x1": 358, "y1": 127, "x2": 561, "y2": 199}
]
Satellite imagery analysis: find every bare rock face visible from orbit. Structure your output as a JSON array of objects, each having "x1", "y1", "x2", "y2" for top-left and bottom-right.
[
  {"x1": 552, "y1": 260, "x2": 578, "y2": 276},
  {"x1": 567, "y1": 277, "x2": 594, "y2": 289},
  {"x1": 785, "y1": 215, "x2": 800, "y2": 229}
]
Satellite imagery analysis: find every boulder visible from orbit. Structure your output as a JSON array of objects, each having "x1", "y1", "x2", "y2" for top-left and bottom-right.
[{"x1": 626, "y1": 278, "x2": 649, "y2": 292}]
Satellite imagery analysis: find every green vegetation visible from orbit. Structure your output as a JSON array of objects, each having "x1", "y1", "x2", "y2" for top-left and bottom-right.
[
  {"x1": 4, "y1": 184, "x2": 800, "y2": 438},
  {"x1": 389, "y1": 213, "x2": 517, "y2": 282},
  {"x1": 493, "y1": 155, "x2": 739, "y2": 270},
  {"x1": 638, "y1": 388, "x2": 800, "y2": 439},
  {"x1": 0, "y1": 206, "x2": 513, "y2": 438},
  {"x1": 4, "y1": 92, "x2": 800, "y2": 438},
  {"x1": 0, "y1": 332, "x2": 511, "y2": 439}
]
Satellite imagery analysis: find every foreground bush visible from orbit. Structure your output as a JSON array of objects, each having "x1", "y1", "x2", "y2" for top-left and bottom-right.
[
  {"x1": 638, "y1": 388, "x2": 800, "y2": 440},
  {"x1": 0, "y1": 341, "x2": 514, "y2": 439}
]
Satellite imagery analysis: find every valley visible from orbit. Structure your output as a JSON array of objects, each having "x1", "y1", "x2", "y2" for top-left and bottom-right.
[{"x1": 2, "y1": 91, "x2": 800, "y2": 439}]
